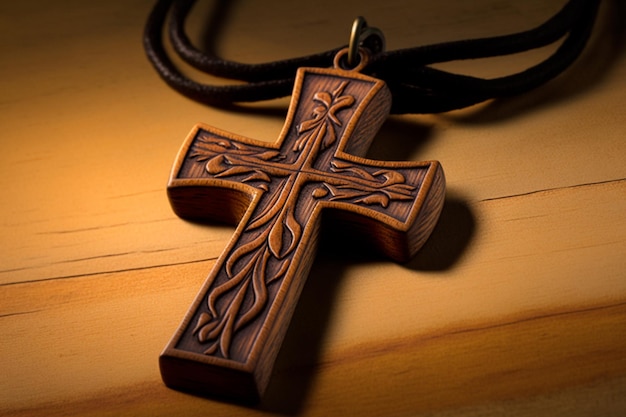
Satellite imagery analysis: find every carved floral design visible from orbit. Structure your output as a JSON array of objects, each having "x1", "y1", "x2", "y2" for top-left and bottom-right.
[
  {"x1": 187, "y1": 83, "x2": 355, "y2": 359},
  {"x1": 293, "y1": 81, "x2": 354, "y2": 152},
  {"x1": 189, "y1": 137, "x2": 300, "y2": 357},
  {"x1": 312, "y1": 160, "x2": 416, "y2": 207},
  {"x1": 190, "y1": 138, "x2": 284, "y2": 192},
  {"x1": 186, "y1": 80, "x2": 415, "y2": 359},
  {"x1": 191, "y1": 187, "x2": 299, "y2": 357}
]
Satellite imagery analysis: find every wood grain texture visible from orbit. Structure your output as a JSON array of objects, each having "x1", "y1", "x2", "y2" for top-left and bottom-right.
[{"x1": 1, "y1": 0, "x2": 625, "y2": 416}]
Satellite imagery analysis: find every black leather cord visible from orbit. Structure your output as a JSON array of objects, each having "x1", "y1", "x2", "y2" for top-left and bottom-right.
[{"x1": 143, "y1": 0, "x2": 601, "y2": 114}]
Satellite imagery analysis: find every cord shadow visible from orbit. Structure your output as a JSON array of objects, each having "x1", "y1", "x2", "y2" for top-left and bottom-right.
[
  {"x1": 446, "y1": 0, "x2": 626, "y2": 125},
  {"x1": 197, "y1": 0, "x2": 239, "y2": 56}
]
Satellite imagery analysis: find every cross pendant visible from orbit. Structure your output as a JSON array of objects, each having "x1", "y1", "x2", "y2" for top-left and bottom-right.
[{"x1": 160, "y1": 65, "x2": 445, "y2": 402}]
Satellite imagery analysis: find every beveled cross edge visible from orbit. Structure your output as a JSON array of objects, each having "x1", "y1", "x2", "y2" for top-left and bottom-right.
[{"x1": 161, "y1": 66, "x2": 445, "y2": 386}]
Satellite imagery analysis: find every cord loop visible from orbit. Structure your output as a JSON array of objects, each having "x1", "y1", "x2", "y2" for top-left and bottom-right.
[{"x1": 143, "y1": 0, "x2": 601, "y2": 114}]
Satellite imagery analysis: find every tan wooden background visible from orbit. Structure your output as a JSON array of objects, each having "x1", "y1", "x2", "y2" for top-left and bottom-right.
[{"x1": 1, "y1": 1, "x2": 625, "y2": 416}]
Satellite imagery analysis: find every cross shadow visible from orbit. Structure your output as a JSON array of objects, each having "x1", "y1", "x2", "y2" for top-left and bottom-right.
[
  {"x1": 259, "y1": 247, "x2": 348, "y2": 414},
  {"x1": 260, "y1": 203, "x2": 474, "y2": 415},
  {"x1": 258, "y1": 117, "x2": 475, "y2": 414},
  {"x1": 365, "y1": 117, "x2": 477, "y2": 271}
]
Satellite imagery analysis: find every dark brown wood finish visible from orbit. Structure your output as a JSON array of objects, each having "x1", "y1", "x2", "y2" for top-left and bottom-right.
[{"x1": 160, "y1": 66, "x2": 445, "y2": 401}]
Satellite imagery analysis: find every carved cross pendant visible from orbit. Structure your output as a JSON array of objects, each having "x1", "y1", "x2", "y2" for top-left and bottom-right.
[{"x1": 161, "y1": 65, "x2": 445, "y2": 402}]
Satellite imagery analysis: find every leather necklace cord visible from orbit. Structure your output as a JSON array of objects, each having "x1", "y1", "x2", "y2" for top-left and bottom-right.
[{"x1": 143, "y1": 0, "x2": 601, "y2": 114}]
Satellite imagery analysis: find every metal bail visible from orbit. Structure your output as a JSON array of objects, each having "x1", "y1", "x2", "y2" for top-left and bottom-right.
[
  {"x1": 347, "y1": 16, "x2": 386, "y2": 68},
  {"x1": 334, "y1": 47, "x2": 370, "y2": 72}
]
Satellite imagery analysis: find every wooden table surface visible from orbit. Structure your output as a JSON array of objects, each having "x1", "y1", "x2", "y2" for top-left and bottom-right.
[{"x1": 1, "y1": 1, "x2": 625, "y2": 416}]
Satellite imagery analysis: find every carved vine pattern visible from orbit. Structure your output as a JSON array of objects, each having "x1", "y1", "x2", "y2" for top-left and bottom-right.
[
  {"x1": 188, "y1": 137, "x2": 296, "y2": 357},
  {"x1": 312, "y1": 160, "x2": 416, "y2": 207},
  {"x1": 189, "y1": 139, "x2": 283, "y2": 192},
  {"x1": 186, "y1": 80, "x2": 415, "y2": 358}
]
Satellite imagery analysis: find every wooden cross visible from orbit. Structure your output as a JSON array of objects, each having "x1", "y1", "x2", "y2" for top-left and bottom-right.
[{"x1": 160, "y1": 66, "x2": 445, "y2": 402}]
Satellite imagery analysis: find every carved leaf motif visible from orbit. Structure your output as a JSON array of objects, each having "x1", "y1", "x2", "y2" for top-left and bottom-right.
[
  {"x1": 193, "y1": 186, "x2": 302, "y2": 358},
  {"x1": 196, "y1": 318, "x2": 220, "y2": 342},
  {"x1": 215, "y1": 165, "x2": 257, "y2": 178},
  {"x1": 328, "y1": 95, "x2": 355, "y2": 125},
  {"x1": 252, "y1": 150, "x2": 273, "y2": 159},
  {"x1": 235, "y1": 251, "x2": 270, "y2": 329},
  {"x1": 293, "y1": 81, "x2": 354, "y2": 152},
  {"x1": 190, "y1": 135, "x2": 279, "y2": 189},
  {"x1": 206, "y1": 154, "x2": 228, "y2": 174},
  {"x1": 331, "y1": 160, "x2": 377, "y2": 181},
  {"x1": 324, "y1": 184, "x2": 367, "y2": 200},
  {"x1": 321, "y1": 122, "x2": 336, "y2": 149},
  {"x1": 191, "y1": 141, "x2": 230, "y2": 156},
  {"x1": 226, "y1": 232, "x2": 266, "y2": 277},
  {"x1": 268, "y1": 216, "x2": 286, "y2": 258},
  {"x1": 314, "y1": 160, "x2": 418, "y2": 208},
  {"x1": 298, "y1": 112, "x2": 322, "y2": 133},
  {"x1": 356, "y1": 193, "x2": 390, "y2": 207},
  {"x1": 314, "y1": 91, "x2": 332, "y2": 107},
  {"x1": 244, "y1": 171, "x2": 271, "y2": 183},
  {"x1": 284, "y1": 207, "x2": 302, "y2": 255},
  {"x1": 375, "y1": 170, "x2": 405, "y2": 185},
  {"x1": 312, "y1": 186, "x2": 329, "y2": 198},
  {"x1": 193, "y1": 312, "x2": 213, "y2": 334},
  {"x1": 266, "y1": 205, "x2": 302, "y2": 260},
  {"x1": 248, "y1": 190, "x2": 283, "y2": 229}
]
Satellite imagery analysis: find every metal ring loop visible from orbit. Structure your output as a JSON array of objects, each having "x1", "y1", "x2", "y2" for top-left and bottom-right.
[
  {"x1": 334, "y1": 47, "x2": 369, "y2": 72},
  {"x1": 348, "y1": 17, "x2": 386, "y2": 67}
]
